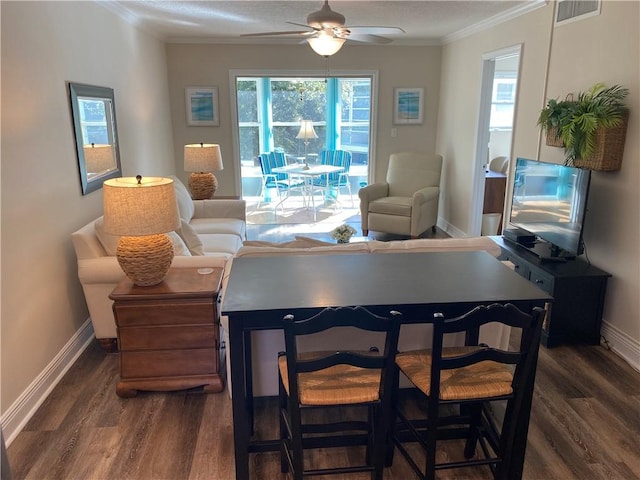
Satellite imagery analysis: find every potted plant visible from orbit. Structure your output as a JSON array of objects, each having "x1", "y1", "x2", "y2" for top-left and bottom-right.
[
  {"x1": 330, "y1": 223, "x2": 357, "y2": 243},
  {"x1": 537, "y1": 97, "x2": 574, "y2": 147},
  {"x1": 538, "y1": 83, "x2": 629, "y2": 170}
]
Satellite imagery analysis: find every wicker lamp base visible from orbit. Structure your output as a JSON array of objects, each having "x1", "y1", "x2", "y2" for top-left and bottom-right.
[
  {"x1": 116, "y1": 234, "x2": 174, "y2": 286},
  {"x1": 188, "y1": 172, "x2": 218, "y2": 200}
]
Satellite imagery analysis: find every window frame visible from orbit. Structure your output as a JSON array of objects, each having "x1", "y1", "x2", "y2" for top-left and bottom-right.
[{"x1": 229, "y1": 69, "x2": 379, "y2": 193}]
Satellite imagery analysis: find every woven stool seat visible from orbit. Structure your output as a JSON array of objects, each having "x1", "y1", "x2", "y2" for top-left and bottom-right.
[
  {"x1": 396, "y1": 346, "x2": 513, "y2": 400},
  {"x1": 278, "y1": 352, "x2": 381, "y2": 406}
]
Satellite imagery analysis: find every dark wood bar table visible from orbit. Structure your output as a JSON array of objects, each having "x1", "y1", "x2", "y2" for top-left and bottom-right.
[{"x1": 222, "y1": 251, "x2": 552, "y2": 479}]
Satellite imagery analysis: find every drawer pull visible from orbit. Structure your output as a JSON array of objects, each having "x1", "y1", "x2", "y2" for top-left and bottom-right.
[{"x1": 535, "y1": 279, "x2": 544, "y2": 285}]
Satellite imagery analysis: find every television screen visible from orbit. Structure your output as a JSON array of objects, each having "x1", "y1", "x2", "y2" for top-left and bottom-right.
[{"x1": 509, "y1": 158, "x2": 591, "y2": 258}]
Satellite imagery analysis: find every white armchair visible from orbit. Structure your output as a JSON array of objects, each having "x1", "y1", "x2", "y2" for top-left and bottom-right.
[{"x1": 359, "y1": 152, "x2": 442, "y2": 238}]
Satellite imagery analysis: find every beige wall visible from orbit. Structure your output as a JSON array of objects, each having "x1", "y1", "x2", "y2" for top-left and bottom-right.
[
  {"x1": 541, "y1": 1, "x2": 639, "y2": 347},
  {"x1": 1, "y1": 1, "x2": 175, "y2": 414},
  {"x1": 437, "y1": 4, "x2": 554, "y2": 233},
  {"x1": 439, "y1": 1, "x2": 639, "y2": 363},
  {"x1": 166, "y1": 44, "x2": 441, "y2": 191}
]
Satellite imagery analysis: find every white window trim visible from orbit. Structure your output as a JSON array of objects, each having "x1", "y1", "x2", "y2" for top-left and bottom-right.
[{"x1": 229, "y1": 69, "x2": 379, "y2": 194}]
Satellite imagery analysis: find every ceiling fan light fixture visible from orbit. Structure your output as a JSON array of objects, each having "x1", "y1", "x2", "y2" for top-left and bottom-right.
[
  {"x1": 307, "y1": 32, "x2": 346, "y2": 57},
  {"x1": 307, "y1": 0, "x2": 345, "y2": 28}
]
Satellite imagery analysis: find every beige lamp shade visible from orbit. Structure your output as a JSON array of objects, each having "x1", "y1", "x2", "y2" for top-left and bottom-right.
[
  {"x1": 103, "y1": 176, "x2": 180, "y2": 286},
  {"x1": 184, "y1": 143, "x2": 224, "y2": 199},
  {"x1": 184, "y1": 143, "x2": 223, "y2": 172},
  {"x1": 307, "y1": 31, "x2": 346, "y2": 57},
  {"x1": 296, "y1": 121, "x2": 318, "y2": 168},
  {"x1": 103, "y1": 176, "x2": 179, "y2": 236},
  {"x1": 296, "y1": 121, "x2": 318, "y2": 140},
  {"x1": 83, "y1": 143, "x2": 114, "y2": 174}
]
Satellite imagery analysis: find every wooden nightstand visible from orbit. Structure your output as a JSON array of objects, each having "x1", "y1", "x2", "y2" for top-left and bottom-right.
[{"x1": 109, "y1": 267, "x2": 224, "y2": 397}]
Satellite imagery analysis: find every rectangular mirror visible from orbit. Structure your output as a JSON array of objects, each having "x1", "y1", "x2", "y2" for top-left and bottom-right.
[{"x1": 69, "y1": 82, "x2": 122, "y2": 195}]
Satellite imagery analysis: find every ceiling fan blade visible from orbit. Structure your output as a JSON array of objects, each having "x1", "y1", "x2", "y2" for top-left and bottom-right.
[
  {"x1": 286, "y1": 21, "x2": 316, "y2": 30},
  {"x1": 345, "y1": 33, "x2": 394, "y2": 45},
  {"x1": 240, "y1": 30, "x2": 313, "y2": 38},
  {"x1": 242, "y1": 4, "x2": 404, "y2": 44},
  {"x1": 345, "y1": 26, "x2": 405, "y2": 36}
]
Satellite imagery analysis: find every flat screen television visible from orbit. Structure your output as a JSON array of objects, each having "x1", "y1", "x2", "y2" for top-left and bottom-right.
[{"x1": 507, "y1": 157, "x2": 592, "y2": 260}]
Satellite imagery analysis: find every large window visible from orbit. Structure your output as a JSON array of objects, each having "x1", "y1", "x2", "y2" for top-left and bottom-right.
[
  {"x1": 235, "y1": 75, "x2": 373, "y2": 200},
  {"x1": 237, "y1": 76, "x2": 371, "y2": 162}
]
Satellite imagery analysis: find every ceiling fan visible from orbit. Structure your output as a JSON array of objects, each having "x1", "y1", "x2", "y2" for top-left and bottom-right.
[{"x1": 241, "y1": 0, "x2": 405, "y2": 57}]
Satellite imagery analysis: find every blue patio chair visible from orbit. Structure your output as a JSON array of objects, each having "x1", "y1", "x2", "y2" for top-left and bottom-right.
[
  {"x1": 313, "y1": 149, "x2": 353, "y2": 206},
  {"x1": 257, "y1": 151, "x2": 305, "y2": 210}
]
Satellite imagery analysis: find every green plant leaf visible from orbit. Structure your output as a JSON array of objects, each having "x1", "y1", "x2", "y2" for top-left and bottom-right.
[{"x1": 549, "y1": 83, "x2": 629, "y2": 164}]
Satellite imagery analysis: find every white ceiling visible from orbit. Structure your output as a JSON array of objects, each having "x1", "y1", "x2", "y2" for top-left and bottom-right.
[{"x1": 100, "y1": 0, "x2": 540, "y2": 45}]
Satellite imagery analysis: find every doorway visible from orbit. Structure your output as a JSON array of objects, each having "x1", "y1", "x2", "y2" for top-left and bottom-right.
[
  {"x1": 471, "y1": 45, "x2": 522, "y2": 236},
  {"x1": 230, "y1": 71, "x2": 377, "y2": 225}
]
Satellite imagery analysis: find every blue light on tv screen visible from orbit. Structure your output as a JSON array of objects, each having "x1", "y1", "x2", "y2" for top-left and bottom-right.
[{"x1": 509, "y1": 158, "x2": 591, "y2": 256}]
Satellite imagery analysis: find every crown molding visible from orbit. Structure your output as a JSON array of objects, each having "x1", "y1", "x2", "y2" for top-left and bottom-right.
[{"x1": 443, "y1": 0, "x2": 548, "y2": 44}]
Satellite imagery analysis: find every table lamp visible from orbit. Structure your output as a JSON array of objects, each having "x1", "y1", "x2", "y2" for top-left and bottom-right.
[
  {"x1": 184, "y1": 143, "x2": 223, "y2": 199},
  {"x1": 296, "y1": 120, "x2": 318, "y2": 169},
  {"x1": 83, "y1": 143, "x2": 114, "y2": 175},
  {"x1": 103, "y1": 176, "x2": 180, "y2": 286}
]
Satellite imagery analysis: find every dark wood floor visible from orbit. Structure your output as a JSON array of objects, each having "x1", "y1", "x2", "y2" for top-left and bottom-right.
[{"x1": 6, "y1": 330, "x2": 640, "y2": 480}]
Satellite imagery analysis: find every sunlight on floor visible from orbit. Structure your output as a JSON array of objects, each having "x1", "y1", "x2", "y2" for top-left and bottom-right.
[
  {"x1": 244, "y1": 193, "x2": 361, "y2": 242},
  {"x1": 245, "y1": 194, "x2": 359, "y2": 228},
  {"x1": 243, "y1": 192, "x2": 448, "y2": 243}
]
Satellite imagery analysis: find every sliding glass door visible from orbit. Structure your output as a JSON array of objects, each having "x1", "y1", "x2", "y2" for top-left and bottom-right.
[{"x1": 233, "y1": 73, "x2": 375, "y2": 209}]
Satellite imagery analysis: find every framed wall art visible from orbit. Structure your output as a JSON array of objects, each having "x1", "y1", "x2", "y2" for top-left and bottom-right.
[
  {"x1": 185, "y1": 86, "x2": 219, "y2": 126},
  {"x1": 393, "y1": 87, "x2": 424, "y2": 125}
]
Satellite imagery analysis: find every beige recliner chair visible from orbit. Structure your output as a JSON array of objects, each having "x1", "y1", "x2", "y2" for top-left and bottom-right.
[
  {"x1": 359, "y1": 152, "x2": 442, "y2": 238},
  {"x1": 489, "y1": 155, "x2": 509, "y2": 174}
]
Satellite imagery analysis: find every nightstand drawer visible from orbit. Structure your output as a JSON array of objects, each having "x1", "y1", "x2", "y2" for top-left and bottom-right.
[
  {"x1": 120, "y1": 348, "x2": 218, "y2": 378},
  {"x1": 114, "y1": 301, "x2": 216, "y2": 326},
  {"x1": 119, "y1": 325, "x2": 217, "y2": 350}
]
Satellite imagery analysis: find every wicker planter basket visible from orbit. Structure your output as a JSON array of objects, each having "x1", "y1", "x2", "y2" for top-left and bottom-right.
[
  {"x1": 573, "y1": 111, "x2": 629, "y2": 171},
  {"x1": 545, "y1": 126, "x2": 564, "y2": 147}
]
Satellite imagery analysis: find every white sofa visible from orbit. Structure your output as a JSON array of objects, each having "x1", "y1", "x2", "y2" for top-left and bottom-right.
[
  {"x1": 71, "y1": 176, "x2": 246, "y2": 351},
  {"x1": 221, "y1": 236, "x2": 514, "y2": 397}
]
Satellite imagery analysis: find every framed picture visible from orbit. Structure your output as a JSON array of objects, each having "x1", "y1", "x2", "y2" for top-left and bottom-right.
[
  {"x1": 185, "y1": 86, "x2": 219, "y2": 126},
  {"x1": 393, "y1": 87, "x2": 424, "y2": 125}
]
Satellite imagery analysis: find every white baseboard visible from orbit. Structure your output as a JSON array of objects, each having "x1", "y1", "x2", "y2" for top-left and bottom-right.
[
  {"x1": 600, "y1": 320, "x2": 640, "y2": 373},
  {"x1": 1, "y1": 319, "x2": 95, "y2": 445},
  {"x1": 437, "y1": 218, "x2": 468, "y2": 239}
]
